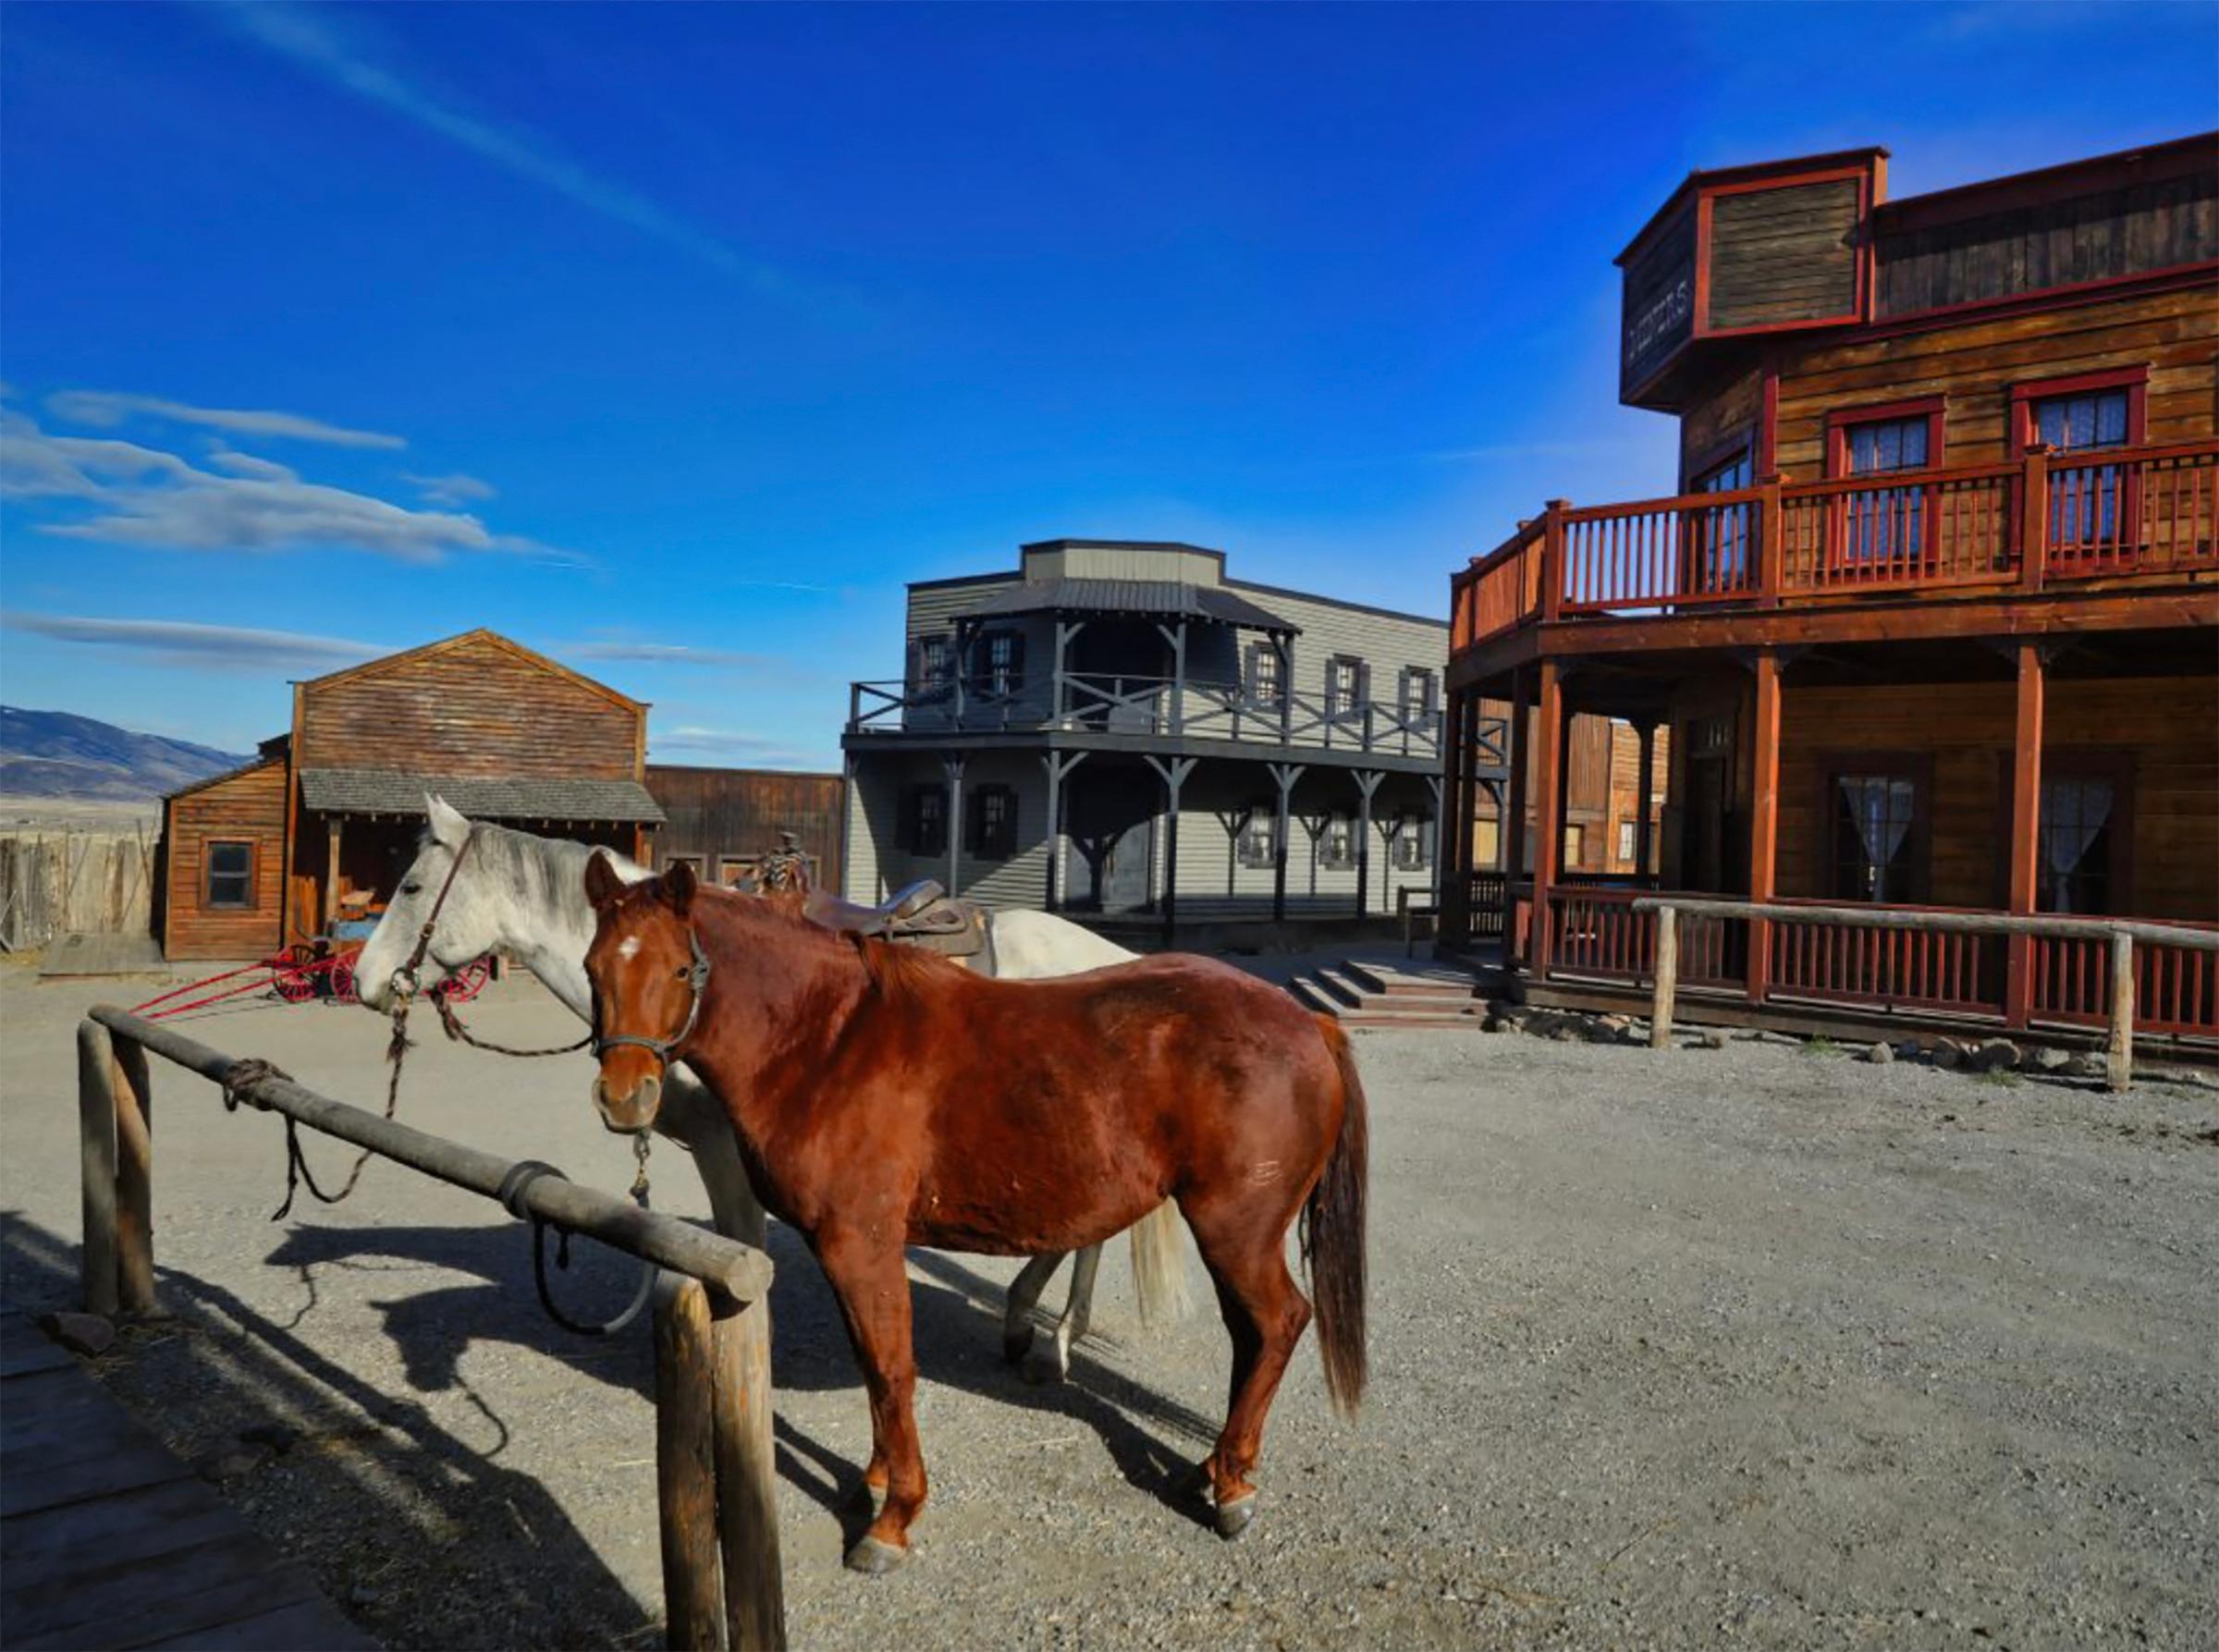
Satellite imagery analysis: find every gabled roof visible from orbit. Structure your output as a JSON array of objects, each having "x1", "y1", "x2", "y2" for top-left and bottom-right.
[
  {"x1": 296, "y1": 629, "x2": 647, "y2": 714},
  {"x1": 163, "y1": 752, "x2": 286, "y2": 804}
]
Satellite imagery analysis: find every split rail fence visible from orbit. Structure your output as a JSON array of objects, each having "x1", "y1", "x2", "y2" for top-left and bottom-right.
[{"x1": 75, "y1": 1005, "x2": 786, "y2": 1652}]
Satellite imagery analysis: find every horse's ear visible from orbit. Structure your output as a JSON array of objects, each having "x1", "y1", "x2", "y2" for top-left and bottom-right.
[
  {"x1": 425, "y1": 793, "x2": 471, "y2": 850},
  {"x1": 584, "y1": 850, "x2": 625, "y2": 912},
  {"x1": 662, "y1": 858, "x2": 697, "y2": 918}
]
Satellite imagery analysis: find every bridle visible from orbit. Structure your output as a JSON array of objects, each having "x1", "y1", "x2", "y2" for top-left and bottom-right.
[
  {"x1": 593, "y1": 926, "x2": 713, "y2": 1071},
  {"x1": 388, "y1": 827, "x2": 481, "y2": 1005}
]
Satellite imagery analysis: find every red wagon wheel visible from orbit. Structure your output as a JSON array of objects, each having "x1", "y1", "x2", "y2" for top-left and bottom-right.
[
  {"x1": 436, "y1": 955, "x2": 494, "y2": 1004},
  {"x1": 272, "y1": 944, "x2": 319, "y2": 1003},
  {"x1": 327, "y1": 955, "x2": 358, "y2": 1005}
]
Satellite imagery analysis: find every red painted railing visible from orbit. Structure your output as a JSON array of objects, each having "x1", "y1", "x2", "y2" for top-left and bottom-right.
[
  {"x1": 1765, "y1": 901, "x2": 2003, "y2": 1015},
  {"x1": 1542, "y1": 886, "x2": 1743, "y2": 987},
  {"x1": 1453, "y1": 437, "x2": 2218, "y2": 652},
  {"x1": 2032, "y1": 929, "x2": 2219, "y2": 1037}
]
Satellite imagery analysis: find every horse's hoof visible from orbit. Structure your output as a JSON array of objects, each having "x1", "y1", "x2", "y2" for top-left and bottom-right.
[
  {"x1": 1002, "y1": 1326, "x2": 1035, "y2": 1364},
  {"x1": 1215, "y1": 1492, "x2": 1257, "y2": 1540},
  {"x1": 844, "y1": 1534, "x2": 910, "y2": 1575},
  {"x1": 1020, "y1": 1344, "x2": 1070, "y2": 1386}
]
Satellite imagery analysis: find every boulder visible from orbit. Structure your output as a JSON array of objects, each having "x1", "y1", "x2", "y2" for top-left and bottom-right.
[
  {"x1": 1970, "y1": 1038, "x2": 2022, "y2": 1073},
  {"x1": 2029, "y1": 1046, "x2": 2073, "y2": 1074},
  {"x1": 1863, "y1": 1041, "x2": 1894, "y2": 1064}
]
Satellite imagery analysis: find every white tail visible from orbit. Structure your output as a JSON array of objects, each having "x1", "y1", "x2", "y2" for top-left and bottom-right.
[{"x1": 1127, "y1": 1199, "x2": 1195, "y2": 1326}]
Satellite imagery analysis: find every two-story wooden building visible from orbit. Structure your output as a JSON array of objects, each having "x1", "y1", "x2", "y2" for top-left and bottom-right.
[
  {"x1": 844, "y1": 539, "x2": 1508, "y2": 942},
  {"x1": 1444, "y1": 133, "x2": 2217, "y2": 1044}
]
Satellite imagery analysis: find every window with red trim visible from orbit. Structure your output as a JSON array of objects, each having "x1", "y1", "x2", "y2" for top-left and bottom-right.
[
  {"x1": 1827, "y1": 399, "x2": 1945, "y2": 569},
  {"x1": 2012, "y1": 369, "x2": 2149, "y2": 559}
]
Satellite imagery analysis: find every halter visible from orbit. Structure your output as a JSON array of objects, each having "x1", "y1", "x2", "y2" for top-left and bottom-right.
[
  {"x1": 595, "y1": 926, "x2": 713, "y2": 1068},
  {"x1": 388, "y1": 826, "x2": 480, "y2": 1004}
]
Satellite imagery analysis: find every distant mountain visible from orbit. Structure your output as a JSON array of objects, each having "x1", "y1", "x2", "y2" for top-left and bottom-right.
[{"x1": 0, "y1": 706, "x2": 250, "y2": 802}]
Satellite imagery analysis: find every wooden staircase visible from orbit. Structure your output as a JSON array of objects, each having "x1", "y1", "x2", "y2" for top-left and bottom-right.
[{"x1": 1286, "y1": 957, "x2": 1494, "y2": 1029}]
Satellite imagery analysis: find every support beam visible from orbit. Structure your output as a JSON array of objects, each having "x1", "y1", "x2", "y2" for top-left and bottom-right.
[
  {"x1": 323, "y1": 815, "x2": 343, "y2": 931},
  {"x1": 942, "y1": 755, "x2": 966, "y2": 899},
  {"x1": 1143, "y1": 756, "x2": 1196, "y2": 946},
  {"x1": 1504, "y1": 667, "x2": 1533, "y2": 959},
  {"x1": 1051, "y1": 620, "x2": 1085, "y2": 727},
  {"x1": 1634, "y1": 718, "x2": 1659, "y2": 882},
  {"x1": 1040, "y1": 751, "x2": 1086, "y2": 913},
  {"x1": 1747, "y1": 651, "x2": 1783, "y2": 1005},
  {"x1": 1158, "y1": 621, "x2": 1188, "y2": 737},
  {"x1": 2004, "y1": 642, "x2": 2047, "y2": 1027},
  {"x1": 1529, "y1": 662, "x2": 1563, "y2": 976},
  {"x1": 1351, "y1": 769, "x2": 1386, "y2": 922},
  {"x1": 1424, "y1": 774, "x2": 1445, "y2": 930},
  {"x1": 1267, "y1": 762, "x2": 1306, "y2": 922},
  {"x1": 1439, "y1": 690, "x2": 1467, "y2": 943},
  {"x1": 1275, "y1": 635, "x2": 1294, "y2": 746}
]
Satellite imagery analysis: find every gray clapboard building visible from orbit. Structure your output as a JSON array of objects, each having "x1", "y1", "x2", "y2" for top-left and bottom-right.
[{"x1": 841, "y1": 539, "x2": 1478, "y2": 939}]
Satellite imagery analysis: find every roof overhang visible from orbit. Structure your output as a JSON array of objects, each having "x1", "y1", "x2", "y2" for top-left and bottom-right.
[
  {"x1": 299, "y1": 768, "x2": 667, "y2": 824},
  {"x1": 953, "y1": 578, "x2": 1300, "y2": 633}
]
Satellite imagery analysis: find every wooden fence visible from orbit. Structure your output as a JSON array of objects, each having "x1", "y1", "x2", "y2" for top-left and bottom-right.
[
  {"x1": 76, "y1": 1006, "x2": 785, "y2": 1652},
  {"x1": 0, "y1": 829, "x2": 155, "y2": 950},
  {"x1": 1633, "y1": 898, "x2": 2219, "y2": 1093}
]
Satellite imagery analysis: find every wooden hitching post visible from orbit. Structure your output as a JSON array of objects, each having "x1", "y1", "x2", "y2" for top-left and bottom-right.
[
  {"x1": 77, "y1": 1019, "x2": 119, "y2": 1317},
  {"x1": 112, "y1": 1032, "x2": 154, "y2": 1314},
  {"x1": 1649, "y1": 905, "x2": 1679, "y2": 1050},
  {"x1": 2107, "y1": 932, "x2": 2135, "y2": 1095},
  {"x1": 712, "y1": 1290, "x2": 786, "y2": 1652},
  {"x1": 655, "y1": 1271, "x2": 727, "y2": 1652}
]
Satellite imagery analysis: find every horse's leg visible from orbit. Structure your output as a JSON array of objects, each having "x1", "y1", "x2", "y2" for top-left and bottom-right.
[
  {"x1": 815, "y1": 1226, "x2": 926, "y2": 1572},
  {"x1": 1023, "y1": 1242, "x2": 1101, "y2": 1386},
  {"x1": 1002, "y1": 1251, "x2": 1066, "y2": 1364},
  {"x1": 1181, "y1": 1194, "x2": 1314, "y2": 1539}
]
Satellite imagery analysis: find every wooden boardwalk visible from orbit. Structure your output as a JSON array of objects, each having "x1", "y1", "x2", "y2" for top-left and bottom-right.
[{"x1": 1, "y1": 1308, "x2": 374, "y2": 1650}]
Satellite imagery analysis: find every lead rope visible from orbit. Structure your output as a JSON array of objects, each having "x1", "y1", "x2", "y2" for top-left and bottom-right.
[{"x1": 497, "y1": 1133, "x2": 658, "y2": 1337}]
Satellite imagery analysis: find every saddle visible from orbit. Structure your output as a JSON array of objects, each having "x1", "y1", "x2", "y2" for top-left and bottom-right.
[{"x1": 803, "y1": 879, "x2": 996, "y2": 973}]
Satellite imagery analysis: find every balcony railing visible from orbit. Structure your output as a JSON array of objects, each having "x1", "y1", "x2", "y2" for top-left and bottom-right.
[
  {"x1": 848, "y1": 671, "x2": 1451, "y2": 759},
  {"x1": 1451, "y1": 438, "x2": 2219, "y2": 653}
]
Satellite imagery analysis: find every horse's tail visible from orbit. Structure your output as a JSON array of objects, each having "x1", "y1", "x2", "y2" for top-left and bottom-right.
[
  {"x1": 1302, "y1": 1014, "x2": 1369, "y2": 1417},
  {"x1": 1128, "y1": 1199, "x2": 1195, "y2": 1326}
]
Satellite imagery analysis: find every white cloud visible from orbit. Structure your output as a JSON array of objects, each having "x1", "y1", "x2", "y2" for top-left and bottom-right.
[
  {"x1": 568, "y1": 642, "x2": 781, "y2": 669},
  {"x1": 46, "y1": 390, "x2": 405, "y2": 449},
  {"x1": 213, "y1": 2, "x2": 774, "y2": 286},
  {"x1": 651, "y1": 725, "x2": 829, "y2": 768},
  {"x1": 1, "y1": 611, "x2": 385, "y2": 676},
  {"x1": 401, "y1": 471, "x2": 497, "y2": 506},
  {"x1": 2, "y1": 407, "x2": 578, "y2": 565}
]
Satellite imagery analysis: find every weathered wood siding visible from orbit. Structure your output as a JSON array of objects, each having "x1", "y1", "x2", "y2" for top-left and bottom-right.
[
  {"x1": 299, "y1": 635, "x2": 640, "y2": 779},
  {"x1": 1770, "y1": 285, "x2": 2215, "y2": 477},
  {"x1": 1772, "y1": 677, "x2": 2217, "y2": 922},
  {"x1": 1708, "y1": 177, "x2": 1862, "y2": 331},
  {"x1": 0, "y1": 830, "x2": 156, "y2": 949},
  {"x1": 1875, "y1": 168, "x2": 2218, "y2": 317},
  {"x1": 164, "y1": 759, "x2": 288, "y2": 960},
  {"x1": 645, "y1": 765, "x2": 843, "y2": 889},
  {"x1": 1679, "y1": 360, "x2": 1764, "y2": 480},
  {"x1": 1622, "y1": 199, "x2": 1698, "y2": 398}
]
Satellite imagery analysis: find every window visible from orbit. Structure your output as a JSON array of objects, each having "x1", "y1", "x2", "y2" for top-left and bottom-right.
[
  {"x1": 664, "y1": 853, "x2": 705, "y2": 879},
  {"x1": 1689, "y1": 448, "x2": 1754, "y2": 590},
  {"x1": 1236, "y1": 802, "x2": 1279, "y2": 869},
  {"x1": 718, "y1": 856, "x2": 755, "y2": 887},
  {"x1": 1472, "y1": 816, "x2": 1502, "y2": 870},
  {"x1": 2038, "y1": 775, "x2": 2118, "y2": 915},
  {"x1": 1616, "y1": 820, "x2": 1637, "y2": 866},
  {"x1": 905, "y1": 786, "x2": 948, "y2": 856},
  {"x1": 977, "y1": 630, "x2": 1024, "y2": 697},
  {"x1": 1318, "y1": 812, "x2": 1355, "y2": 872},
  {"x1": 1325, "y1": 655, "x2": 1366, "y2": 719},
  {"x1": 1832, "y1": 771, "x2": 1921, "y2": 902},
  {"x1": 916, "y1": 633, "x2": 954, "y2": 693},
  {"x1": 1398, "y1": 667, "x2": 1437, "y2": 727},
  {"x1": 968, "y1": 785, "x2": 1016, "y2": 860},
  {"x1": 2017, "y1": 373, "x2": 2141, "y2": 555},
  {"x1": 1391, "y1": 810, "x2": 1430, "y2": 871},
  {"x1": 1246, "y1": 642, "x2": 1285, "y2": 710},
  {"x1": 1829, "y1": 401, "x2": 1943, "y2": 567},
  {"x1": 1563, "y1": 823, "x2": 1587, "y2": 869},
  {"x1": 206, "y1": 840, "x2": 254, "y2": 909}
]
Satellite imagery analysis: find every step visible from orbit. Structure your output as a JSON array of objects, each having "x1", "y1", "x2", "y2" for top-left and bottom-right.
[
  {"x1": 1286, "y1": 973, "x2": 1488, "y2": 1029},
  {"x1": 1340, "y1": 959, "x2": 1487, "y2": 1000}
]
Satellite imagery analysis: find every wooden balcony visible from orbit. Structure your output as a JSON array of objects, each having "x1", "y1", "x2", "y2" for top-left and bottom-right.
[{"x1": 1450, "y1": 438, "x2": 2219, "y2": 668}]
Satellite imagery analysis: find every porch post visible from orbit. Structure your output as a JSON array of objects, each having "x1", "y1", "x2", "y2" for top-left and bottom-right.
[
  {"x1": 1268, "y1": 763, "x2": 1305, "y2": 923},
  {"x1": 1158, "y1": 622, "x2": 1188, "y2": 737},
  {"x1": 1276, "y1": 635, "x2": 1294, "y2": 746},
  {"x1": 1352, "y1": 771, "x2": 1385, "y2": 921},
  {"x1": 1747, "y1": 651, "x2": 1783, "y2": 1005},
  {"x1": 2004, "y1": 642, "x2": 2047, "y2": 1027},
  {"x1": 1144, "y1": 756, "x2": 1196, "y2": 946},
  {"x1": 1530, "y1": 661, "x2": 1564, "y2": 977},
  {"x1": 323, "y1": 815, "x2": 342, "y2": 931},
  {"x1": 1439, "y1": 688, "x2": 1466, "y2": 941},
  {"x1": 1041, "y1": 751, "x2": 1085, "y2": 914},
  {"x1": 1051, "y1": 620, "x2": 1083, "y2": 727},
  {"x1": 1633, "y1": 717, "x2": 1658, "y2": 881},
  {"x1": 942, "y1": 755, "x2": 966, "y2": 898},
  {"x1": 1504, "y1": 668, "x2": 1533, "y2": 959}
]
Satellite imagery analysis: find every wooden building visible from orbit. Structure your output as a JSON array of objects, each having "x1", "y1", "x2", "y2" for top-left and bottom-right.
[
  {"x1": 843, "y1": 540, "x2": 1509, "y2": 941},
  {"x1": 162, "y1": 631, "x2": 665, "y2": 960},
  {"x1": 645, "y1": 764, "x2": 844, "y2": 892},
  {"x1": 1444, "y1": 134, "x2": 2217, "y2": 1043}
]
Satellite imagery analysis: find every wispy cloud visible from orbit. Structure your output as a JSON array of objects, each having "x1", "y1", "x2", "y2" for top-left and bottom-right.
[
  {"x1": 47, "y1": 389, "x2": 404, "y2": 449},
  {"x1": 651, "y1": 725, "x2": 830, "y2": 768},
  {"x1": 1, "y1": 611, "x2": 384, "y2": 676},
  {"x1": 213, "y1": 2, "x2": 774, "y2": 287},
  {"x1": 3, "y1": 405, "x2": 578, "y2": 566},
  {"x1": 567, "y1": 642, "x2": 783, "y2": 669},
  {"x1": 401, "y1": 471, "x2": 496, "y2": 507}
]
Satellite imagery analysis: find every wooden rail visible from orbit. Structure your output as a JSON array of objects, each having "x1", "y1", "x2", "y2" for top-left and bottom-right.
[
  {"x1": 1630, "y1": 899, "x2": 2219, "y2": 1092},
  {"x1": 76, "y1": 1006, "x2": 786, "y2": 1652}
]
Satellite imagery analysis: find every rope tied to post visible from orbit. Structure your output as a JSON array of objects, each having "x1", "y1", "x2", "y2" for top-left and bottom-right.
[
  {"x1": 222, "y1": 1056, "x2": 389, "y2": 1221},
  {"x1": 496, "y1": 1133, "x2": 658, "y2": 1337}
]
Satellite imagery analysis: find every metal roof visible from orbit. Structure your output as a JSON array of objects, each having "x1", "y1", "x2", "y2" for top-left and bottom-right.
[
  {"x1": 299, "y1": 768, "x2": 667, "y2": 824},
  {"x1": 954, "y1": 578, "x2": 1299, "y2": 632}
]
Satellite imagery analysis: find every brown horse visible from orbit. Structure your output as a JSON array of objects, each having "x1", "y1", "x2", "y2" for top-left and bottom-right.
[{"x1": 582, "y1": 856, "x2": 1367, "y2": 1572}]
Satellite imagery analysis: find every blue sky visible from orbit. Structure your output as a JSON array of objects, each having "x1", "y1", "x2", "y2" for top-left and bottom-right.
[{"x1": 3, "y1": 2, "x2": 2212, "y2": 765}]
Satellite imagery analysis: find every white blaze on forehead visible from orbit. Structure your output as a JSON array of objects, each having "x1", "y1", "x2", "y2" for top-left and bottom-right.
[{"x1": 617, "y1": 936, "x2": 642, "y2": 961}]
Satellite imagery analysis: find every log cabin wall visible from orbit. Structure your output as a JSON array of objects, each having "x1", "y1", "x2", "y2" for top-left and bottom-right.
[
  {"x1": 298, "y1": 633, "x2": 640, "y2": 780},
  {"x1": 644, "y1": 765, "x2": 844, "y2": 890},
  {"x1": 1772, "y1": 677, "x2": 2217, "y2": 922},
  {"x1": 162, "y1": 759, "x2": 288, "y2": 960}
]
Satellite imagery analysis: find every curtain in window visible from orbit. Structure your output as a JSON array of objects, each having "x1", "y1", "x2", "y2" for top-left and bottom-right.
[
  {"x1": 2039, "y1": 390, "x2": 2131, "y2": 551},
  {"x1": 2041, "y1": 778, "x2": 2114, "y2": 913},
  {"x1": 1839, "y1": 776, "x2": 1915, "y2": 899},
  {"x1": 1843, "y1": 419, "x2": 1930, "y2": 564}
]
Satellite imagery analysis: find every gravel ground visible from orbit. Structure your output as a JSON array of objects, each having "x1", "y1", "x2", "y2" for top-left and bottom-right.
[{"x1": 3, "y1": 955, "x2": 2215, "y2": 1651}]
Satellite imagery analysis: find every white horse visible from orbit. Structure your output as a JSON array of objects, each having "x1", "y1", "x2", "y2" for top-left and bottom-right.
[{"x1": 353, "y1": 796, "x2": 1190, "y2": 1379}]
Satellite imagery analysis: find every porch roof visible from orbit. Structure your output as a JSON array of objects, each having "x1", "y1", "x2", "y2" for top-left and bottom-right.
[
  {"x1": 299, "y1": 767, "x2": 667, "y2": 824},
  {"x1": 954, "y1": 578, "x2": 1300, "y2": 633}
]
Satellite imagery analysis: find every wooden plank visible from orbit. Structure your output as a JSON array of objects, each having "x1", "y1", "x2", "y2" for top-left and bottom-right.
[
  {"x1": 712, "y1": 1293, "x2": 787, "y2": 1652},
  {"x1": 132, "y1": 1597, "x2": 377, "y2": 1651},
  {"x1": 655, "y1": 1273, "x2": 726, "y2": 1652},
  {"x1": 1, "y1": 1434, "x2": 194, "y2": 1520}
]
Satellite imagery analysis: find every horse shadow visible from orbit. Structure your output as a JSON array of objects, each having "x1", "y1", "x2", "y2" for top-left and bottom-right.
[{"x1": 263, "y1": 1214, "x2": 1225, "y2": 1539}]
